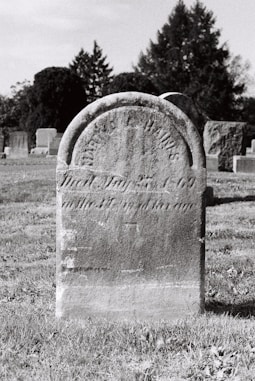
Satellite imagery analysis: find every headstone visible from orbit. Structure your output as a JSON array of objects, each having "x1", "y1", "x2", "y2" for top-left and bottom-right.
[
  {"x1": 4, "y1": 146, "x2": 10, "y2": 156},
  {"x1": 234, "y1": 139, "x2": 255, "y2": 173},
  {"x1": 36, "y1": 128, "x2": 57, "y2": 147},
  {"x1": 246, "y1": 139, "x2": 255, "y2": 156},
  {"x1": 160, "y1": 92, "x2": 208, "y2": 136},
  {"x1": 56, "y1": 92, "x2": 206, "y2": 321},
  {"x1": 48, "y1": 133, "x2": 63, "y2": 156},
  {"x1": 206, "y1": 154, "x2": 219, "y2": 171},
  {"x1": 233, "y1": 155, "x2": 255, "y2": 173},
  {"x1": 32, "y1": 128, "x2": 57, "y2": 155},
  {"x1": 203, "y1": 121, "x2": 247, "y2": 171},
  {"x1": 9, "y1": 131, "x2": 28, "y2": 159}
]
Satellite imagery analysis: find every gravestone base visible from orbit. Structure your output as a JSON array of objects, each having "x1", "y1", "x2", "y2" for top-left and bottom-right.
[
  {"x1": 56, "y1": 281, "x2": 202, "y2": 321},
  {"x1": 31, "y1": 147, "x2": 48, "y2": 155}
]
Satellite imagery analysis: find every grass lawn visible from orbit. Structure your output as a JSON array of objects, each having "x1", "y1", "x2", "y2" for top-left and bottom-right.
[{"x1": 0, "y1": 157, "x2": 255, "y2": 380}]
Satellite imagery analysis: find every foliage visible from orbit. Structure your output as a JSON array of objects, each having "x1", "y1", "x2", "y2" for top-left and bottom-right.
[
  {"x1": 24, "y1": 67, "x2": 86, "y2": 144},
  {"x1": 103, "y1": 72, "x2": 158, "y2": 95},
  {"x1": 70, "y1": 41, "x2": 113, "y2": 104},
  {"x1": 0, "y1": 81, "x2": 31, "y2": 143},
  {"x1": 240, "y1": 96, "x2": 255, "y2": 125},
  {"x1": 135, "y1": 0, "x2": 246, "y2": 121}
]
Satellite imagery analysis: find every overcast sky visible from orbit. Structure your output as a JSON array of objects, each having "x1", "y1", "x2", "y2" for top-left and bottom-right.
[{"x1": 0, "y1": 0, "x2": 255, "y2": 96}]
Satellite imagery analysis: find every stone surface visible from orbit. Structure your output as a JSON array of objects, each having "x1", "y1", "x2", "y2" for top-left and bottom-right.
[
  {"x1": 8, "y1": 131, "x2": 28, "y2": 159},
  {"x1": 206, "y1": 154, "x2": 219, "y2": 171},
  {"x1": 4, "y1": 146, "x2": 10, "y2": 156},
  {"x1": 36, "y1": 128, "x2": 57, "y2": 149},
  {"x1": 30, "y1": 147, "x2": 49, "y2": 155},
  {"x1": 160, "y1": 92, "x2": 208, "y2": 136},
  {"x1": 233, "y1": 155, "x2": 255, "y2": 173},
  {"x1": 246, "y1": 140, "x2": 255, "y2": 156},
  {"x1": 203, "y1": 121, "x2": 247, "y2": 171},
  {"x1": 48, "y1": 133, "x2": 63, "y2": 156},
  {"x1": 56, "y1": 92, "x2": 206, "y2": 322}
]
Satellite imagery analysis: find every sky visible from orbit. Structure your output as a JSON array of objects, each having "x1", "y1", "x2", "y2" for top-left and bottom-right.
[{"x1": 0, "y1": 0, "x2": 255, "y2": 96}]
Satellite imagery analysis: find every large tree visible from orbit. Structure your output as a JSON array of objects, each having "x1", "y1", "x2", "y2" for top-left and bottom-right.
[
  {"x1": 24, "y1": 67, "x2": 86, "y2": 144},
  {"x1": 135, "y1": 0, "x2": 246, "y2": 121},
  {"x1": 103, "y1": 72, "x2": 158, "y2": 95},
  {"x1": 70, "y1": 41, "x2": 113, "y2": 104}
]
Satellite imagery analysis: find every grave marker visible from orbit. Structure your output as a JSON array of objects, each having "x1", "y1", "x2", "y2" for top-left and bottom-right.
[
  {"x1": 9, "y1": 131, "x2": 28, "y2": 159},
  {"x1": 48, "y1": 133, "x2": 63, "y2": 156},
  {"x1": 31, "y1": 128, "x2": 57, "y2": 155},
  {"x1": 204, "y1": 121, "x2": 247, "y2": 171},
  {"x1": 56, "y1": 92, "x2": 206, "y2": 321}
]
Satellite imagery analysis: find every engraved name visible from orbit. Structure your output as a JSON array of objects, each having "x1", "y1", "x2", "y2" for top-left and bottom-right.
[{"x1": 78, "y1": 112, "x2": 180, "y2": 166}]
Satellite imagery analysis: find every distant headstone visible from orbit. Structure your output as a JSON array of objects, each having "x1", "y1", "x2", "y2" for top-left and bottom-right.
[
  {"x1": 9, "y1": 131, "x2": 28, "y2": 159},
  {"x1": 233, "y1": 155, "x2": 255, "y2": 173},
  {"x1": 36, "y1": 128, "x2": 57, "y2": 147},
  {"x1": 203, "y1": 121, "x2": 247, "y2": 171},
  {"x1": 32, "y1": 128, "x2": 57, "y2": 155},
  {"x1": 56, "y1": 92, "x2": 206, "y2": 321},
  {"x1": 234, "y1": 139, "x2": 255, "y2": 173},
  {"x1": 4, "y1": 147, "x2": 10, "y2": 156},
  {"x1": 206, "y1": 154, "x2": 219, "y2": 171},
  {"x1": 160, "y1": 92, "x2": 208, "y2": 136},
  {"x1": 48, "y1": 133, "x2": 63, "y2": 156}
]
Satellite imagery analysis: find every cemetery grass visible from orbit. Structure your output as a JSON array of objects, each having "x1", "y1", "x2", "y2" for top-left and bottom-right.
[{"x1": 0, "y1": 159, "x2": 255, "y2": 381}]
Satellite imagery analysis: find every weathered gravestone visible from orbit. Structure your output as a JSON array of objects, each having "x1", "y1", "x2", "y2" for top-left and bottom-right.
[
  {"x1": 203, "y1": 121, "x2": 247, "y2": 171},
  {"x1": 56, "y1": 92, "x2": 206, "y2": 321},
  {"x1": 9, "y1": 131, "x2": 28, "y2": 159}
]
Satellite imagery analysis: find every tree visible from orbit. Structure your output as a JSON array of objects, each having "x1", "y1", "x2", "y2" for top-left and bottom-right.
[
  {"x1": 70, "y1": 41, "x2": 113, "y2": 103},
  {"x1": 0, "y1": 81, "x2": 31, "y2": 145},
  {"x1": 240, "y1": 97, "x2": 255, "y2": 125},
  {"x1": 103, "y1": 72, "x2": 158, "y2": 95},
  {"x1": 25, "y1": 67, "x2": 86, "y2": 144},
  {"x1": 135, "y1": 0, "x2": 246, "y2": 121}
]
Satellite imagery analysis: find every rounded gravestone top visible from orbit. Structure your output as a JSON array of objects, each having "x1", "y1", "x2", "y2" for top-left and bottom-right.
[{"x1": 57, "y1": 92, "x2": 205, "y2": 170}]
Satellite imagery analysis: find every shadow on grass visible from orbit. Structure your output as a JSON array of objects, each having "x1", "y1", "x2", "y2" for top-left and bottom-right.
[
  {"x1": 213, "y1": 195, "x2": 255, "y2": 205},
  {"x1": 206, "y1": 300, "x2": 255, "y2": 318}
]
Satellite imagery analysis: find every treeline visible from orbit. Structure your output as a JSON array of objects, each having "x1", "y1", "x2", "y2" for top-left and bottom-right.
[{"x1": 0, "y1": 0, "x2": 254, "y2": 147}]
